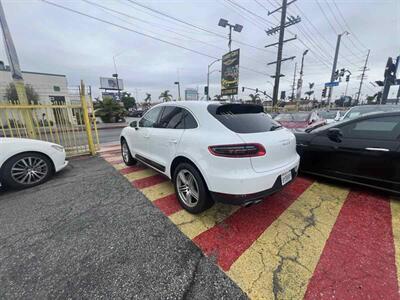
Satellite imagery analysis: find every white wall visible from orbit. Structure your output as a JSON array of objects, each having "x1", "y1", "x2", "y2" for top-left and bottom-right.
[{"x1": 0, "y1": 70, "x2": 69, "y2": 104}]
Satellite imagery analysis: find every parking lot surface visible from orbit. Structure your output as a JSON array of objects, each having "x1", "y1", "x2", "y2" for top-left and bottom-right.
[
  {"x1": 0, "y1": 156, "x2": 246, "y2": 299},
  {"x1": 101, "y1": 144, "x2": 400, "y2": 300}
]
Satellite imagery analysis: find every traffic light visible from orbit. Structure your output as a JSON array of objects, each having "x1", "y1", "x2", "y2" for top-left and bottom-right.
[
  {"x1": 346, "y1": 75, "x2": 350, "y2": 82},
  {"x1": 204, "y1": 86, "x2": 208, "y2": 95},
  {"x1": 340, "y1": 68, "x2": 345, "y2": 77},
  {"x1": 334, "y1": 70, "x2": 339, "y2": 80},
  {"x1": 322, "y1": 87, "x2": 327, "y2": 98},
  {"x1": 242, "y1": 87, "x2": 245, "y2": 92},
  {"x1": 255, "y1": 88, "x2": 259, "y2": 93}
]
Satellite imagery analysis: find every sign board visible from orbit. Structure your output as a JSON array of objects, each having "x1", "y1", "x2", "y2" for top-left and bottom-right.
[
  {"x1": 388, "y1": 85, "x2": 400, "y2": 99},
  {"x1": 325, "y1": 81, "x2": 339, "y2": 88},
  {"x1": 100, "y1": 77, "x2": 124, "y2": 90},
  {"x1": 221, "y1": 49, "x2": 240, "y2": 96},
  {"x1": 185, "y1": 88, "x2": 198, "y2": 101}
]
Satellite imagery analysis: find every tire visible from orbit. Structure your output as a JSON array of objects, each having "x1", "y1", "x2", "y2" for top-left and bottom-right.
[
  {"x1": 1, "y1": 152, "x2": 53, "y2": 189},
  {"x1": 121, "y1": 139, "x2": 137, "y2": 166},
  {"x1": 173, "y1": 162, "x2": 213, "y2": 214}
]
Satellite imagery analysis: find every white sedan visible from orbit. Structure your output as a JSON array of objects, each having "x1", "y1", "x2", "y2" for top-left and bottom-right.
[
  {"x1": 120, "y1": 101, "x2": 299, "y2": 214},
  {"x1": 0, "y1": 138, "x2": 68, "y2": 189}
]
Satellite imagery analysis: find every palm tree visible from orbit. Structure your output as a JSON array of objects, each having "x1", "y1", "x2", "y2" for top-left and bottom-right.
[
  {"x1": 144, "y1": 93, "x2": 151, "y2": 103},
  {"x1": 159, "y1": 90, "x2": 173, "y2": 102},
  {"x1": 249, "y1": 93, "x2": 261, "y2": 104},
  {"x1": 94, "y1": 97, "x2": 127, "y2": 123}
]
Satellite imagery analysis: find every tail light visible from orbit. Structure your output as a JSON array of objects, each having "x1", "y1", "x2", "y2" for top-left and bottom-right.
[{"x1": 208, "y1": 143, "x2": 266, "y2": 158}]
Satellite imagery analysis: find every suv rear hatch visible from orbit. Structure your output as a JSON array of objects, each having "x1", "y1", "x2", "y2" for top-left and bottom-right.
[{"x1": 208, "y1": 103, "x2": 297, "y2": 173}]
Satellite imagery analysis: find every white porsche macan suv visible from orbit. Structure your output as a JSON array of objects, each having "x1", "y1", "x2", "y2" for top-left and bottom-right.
[{"x1": 120, "y1": 102, "x2": 299, "y2": 213}]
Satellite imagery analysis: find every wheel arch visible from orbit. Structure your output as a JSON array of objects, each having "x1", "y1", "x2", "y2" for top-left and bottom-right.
[{"x1": 170, "y1": 156, "x2": 209, "y2": 189}]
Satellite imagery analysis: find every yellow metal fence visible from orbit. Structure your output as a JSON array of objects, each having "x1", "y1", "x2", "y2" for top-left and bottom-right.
[{"x1": 0, "y1": 87, "x2": 99, "y2": 157}]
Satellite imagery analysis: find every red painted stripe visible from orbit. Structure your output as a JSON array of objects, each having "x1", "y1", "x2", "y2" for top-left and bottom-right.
[
  {"x1": 193, "y1": 177, "x2": 313, "y2": 271},
  {"x1": 119, "y1": 165, "x2": 146, "y2": 175},
  {"x1": 132, "y1": 174, "x2": 169, "y2": 189},
  {"x1": 153, "y1": 194, "x2": 182, "y2": 216},
  {"x1": 305, "y1": 191, "x2": 399, "y2": 300}
]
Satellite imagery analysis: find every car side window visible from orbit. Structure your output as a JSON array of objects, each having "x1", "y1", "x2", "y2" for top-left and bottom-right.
[
  {"x1": 158, "y1": 106, "x2": 184, "y2": 129},
  {"x1": 182, "y1": 110, "x2": 198, "y2": 129},
  {"x1": 139, "y1": 106, "x2": 162, "y2": 128},
  {"x1": 340, "y1": 116, "x2": 400, "y2": 140}
]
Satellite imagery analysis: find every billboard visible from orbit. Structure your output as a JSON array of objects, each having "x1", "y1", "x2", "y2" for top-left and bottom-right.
[
  {"x1": 221, "y1": 49, "x2": 240, "y2": 96},
  {"x1": 185, "y1": 88, "x2": 198, "y2": 100},
  {"x1": 100, "y1": 77, "x2": 124, "y2": 90}
]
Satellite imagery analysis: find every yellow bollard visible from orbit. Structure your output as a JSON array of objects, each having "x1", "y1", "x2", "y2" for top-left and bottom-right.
[
  {"x1": 80, "y1": 80, "x2": 96, "y2": 156},
  {"x1": 14, "y1": 80, "x2": 36, "y2": 139}
]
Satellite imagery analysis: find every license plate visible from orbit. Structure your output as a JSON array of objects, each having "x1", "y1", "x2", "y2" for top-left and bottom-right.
[{"x1": 281, "y1": 171, "x2": 292, "y2": 186}]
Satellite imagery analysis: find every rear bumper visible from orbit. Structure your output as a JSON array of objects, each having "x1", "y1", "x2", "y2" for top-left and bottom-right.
[{"x1": 211, "y1": 168, "x2": 298, "y2": 205}]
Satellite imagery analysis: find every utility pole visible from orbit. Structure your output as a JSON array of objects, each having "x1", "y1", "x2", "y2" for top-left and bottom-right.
[
  {"x1": 266, "y1": 1, "x2": 301, "y2": 108},
  {"x1": 296, "y1": 49, "x2": 308, "y2": 102},
  {"x1": 0, "y1": 0, "x2": 36, "y2": 138},
  {"x1": 356, "y1": 49, "x2": 370, "y2": 104},
  {"x1": 327, "y1": 31, "x2": 349, "y2": 104},
  {"x1": 291, "y1": 62, "x2": 297, "y2": 101}
]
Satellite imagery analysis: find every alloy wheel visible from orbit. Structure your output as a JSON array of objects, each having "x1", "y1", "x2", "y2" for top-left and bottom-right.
[
  {"x1": 176, "y1": 169, "x2": 200, "y2": 208},
  {"x1": 122, "y1": 142, "x2": 129, "y2": 163},
  {"x1": 11, "y1": 157, "x2": 48, "y2": 185}
]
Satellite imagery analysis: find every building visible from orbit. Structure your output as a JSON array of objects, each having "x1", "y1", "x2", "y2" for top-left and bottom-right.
[
  {"x1": 185, "y1": 88, "x2": 199, "y2": 101},
  {"x1": 0, "y1": 63, "x2": 70, "y2": 105},
  {"x1": 0, "y1": 62, "x2": 79, "y2": 127}
]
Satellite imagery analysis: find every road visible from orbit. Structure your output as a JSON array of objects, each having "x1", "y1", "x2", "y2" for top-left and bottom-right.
[
  {"x1": 0, "y1": 156, "x2": 246, "y2": 299},
  {"x1": 98, "y1": 127, "x2": 124, "y2": 144}
]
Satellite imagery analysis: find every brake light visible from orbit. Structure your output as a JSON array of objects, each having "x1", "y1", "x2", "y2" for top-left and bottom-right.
[{"x1": 208, "y1": 143, "x2": 266, "y2": 158}]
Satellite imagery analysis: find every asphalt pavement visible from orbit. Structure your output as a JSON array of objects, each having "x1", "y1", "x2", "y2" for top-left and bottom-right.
[{"x1": 0, "y1": 157, "x2": 246, "y2": 299}]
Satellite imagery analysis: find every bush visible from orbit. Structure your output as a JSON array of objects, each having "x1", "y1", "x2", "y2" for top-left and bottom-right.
[
  {"x1": 3, "y1": 119, "x2": 25, "y2": 129},
  {"x1": 38, "y1": 119, "x2": 54, "y2": 127}
]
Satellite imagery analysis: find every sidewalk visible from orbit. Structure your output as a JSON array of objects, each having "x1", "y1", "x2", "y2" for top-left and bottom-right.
[{"x1": 0, "y1": 157, "x2": 246, "y2": 299}]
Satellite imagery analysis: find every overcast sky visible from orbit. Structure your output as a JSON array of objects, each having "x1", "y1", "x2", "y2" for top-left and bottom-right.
[{"x1": 1, "y1": 0, "x2": 399, "y2": 102}]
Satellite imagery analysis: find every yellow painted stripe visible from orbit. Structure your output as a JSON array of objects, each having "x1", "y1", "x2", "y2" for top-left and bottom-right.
[
  {"x1": 124, "y1": 169, "x2": 157, "y2": 181},
  {"x1": 227, "y1": 182, "x2": 349, "y2": 300},
  {"x1": 169, "y1": 203, "x2": 239, "y2": 239},
  {"x1": 391, "y1": 199, "x2": 400, "y2": 290},
  {"x1": 141, "y1": 181, "x2": 175, "y2": 201},
  {"x1": 113, "y1": 163, "x2": 126, "y2": 170}
]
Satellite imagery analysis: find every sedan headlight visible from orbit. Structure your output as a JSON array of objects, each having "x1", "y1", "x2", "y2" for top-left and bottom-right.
[{"x1": 51, "y1": 145, "x2": 65, "y2": 152}]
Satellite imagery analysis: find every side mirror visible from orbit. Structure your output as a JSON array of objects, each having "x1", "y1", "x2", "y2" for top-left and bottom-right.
[
  {"x1": 327, "y1": 128, "x2": 343, "y2": 142},
  {"x1": 130, "y1": 121, "x2": 138, "y2": 129}
]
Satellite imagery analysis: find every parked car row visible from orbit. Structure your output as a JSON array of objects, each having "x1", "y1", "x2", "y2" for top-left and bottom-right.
[{"x1": 3, "y1": 102, "x2": 399, "y2": 216}]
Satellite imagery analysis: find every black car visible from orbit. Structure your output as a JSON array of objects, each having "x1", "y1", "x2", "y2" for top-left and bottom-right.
[
  {"x1": 295, "y1": 111, "x2": 400, "y2": 194},
  {"x1": 128, "y1": 110, "x2": 145, "y2": 118}
]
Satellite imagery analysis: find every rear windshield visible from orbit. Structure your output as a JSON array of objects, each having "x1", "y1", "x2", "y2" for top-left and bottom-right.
[{"x1": 207, "y1": 104, "x2": 281, "y2": 133}]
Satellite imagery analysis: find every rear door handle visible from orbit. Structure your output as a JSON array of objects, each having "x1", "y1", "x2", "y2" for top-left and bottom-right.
[
  {"x1": 169, "y1": 139, "x2": 178, "y2": 144},
  {"x1": 365, "y1": 147, "x2": 390, "y2": 152}
]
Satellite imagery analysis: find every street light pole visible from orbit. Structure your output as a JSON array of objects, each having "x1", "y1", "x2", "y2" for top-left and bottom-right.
[
  {"x1": 174, "y1": 81, "x2": 181, "y2": 101},
  {"x1": 327, "y1": 31, "x2": 349, "y2": 105},
  {"x1": 207, "y1": 58, "x2": 221, "y2": 100},
  {"x1": 296, "y1": 49, "x2": 308, "y2": 102}
]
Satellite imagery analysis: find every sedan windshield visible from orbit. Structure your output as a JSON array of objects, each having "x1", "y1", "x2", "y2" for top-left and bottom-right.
[{"x1": 275, "y1": 113, "x2": 310, "y2": 122}]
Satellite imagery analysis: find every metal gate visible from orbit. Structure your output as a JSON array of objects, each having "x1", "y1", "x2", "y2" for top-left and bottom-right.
[{"x1": 0, "y1": 82, "x2": 99, "y2": 157}]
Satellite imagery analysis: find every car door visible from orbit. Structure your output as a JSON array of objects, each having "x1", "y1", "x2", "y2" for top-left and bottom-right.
[
  {"x1": 134, "y1": 106, "x2": 163, "y2": 159},
  {"x1": 333, "y1": 115, "x2": 400, "y2": 190},
  {"x1": 146, "y1": 106, "x2": 187, "y2": 173}
]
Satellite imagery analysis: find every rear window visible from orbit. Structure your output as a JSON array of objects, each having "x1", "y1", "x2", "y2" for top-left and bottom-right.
[{"x1": 207, "y1": 104, "x2": 281, "y2": 133}]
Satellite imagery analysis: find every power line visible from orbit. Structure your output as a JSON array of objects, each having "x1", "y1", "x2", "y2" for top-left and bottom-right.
[
  {"x1": 324, "y1": 0, "x2": 366, "y2": 56},
  {"x1": 84, "y1": 0, "x2": 274, "y2": 67},
  {"x1": 332, "y1": 0, "x2": 369, "y2": 50},
  {"x1": 225, "y1": 0, "x2": 274, "y2": 26},
  {"x1": 40, "y1": 0, "x2": 272, "y2": 78},
  {"x1": 219, "y1": 0, "x2": 267, "y2": 32},
  {"x1": 124, "y1": 0, "x2": 272, "y2": 54}
]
